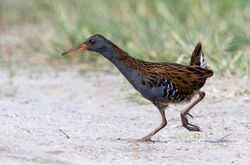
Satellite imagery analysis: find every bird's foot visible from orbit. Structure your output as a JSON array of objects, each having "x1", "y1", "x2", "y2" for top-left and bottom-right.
[
  {"x1": 137, "y1": 135, "x2": 153, "y2": 142},
  {"x1": 181, "y1": 114, "x2": 200, "y2": 131}
]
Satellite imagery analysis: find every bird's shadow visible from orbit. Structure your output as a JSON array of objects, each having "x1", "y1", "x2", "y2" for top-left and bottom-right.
[
  {"x1": 201, "y1": 133, "x2": 233, "y2": 144},
  {"x1": 97, "y1": 133, "x2": 233, "y2": 144},
  {"x1": 201, "y1": 139, "x2": 233, "y2": 144},
  {"x1": 95, "y1": 137, "x2": 169, "y2": 143},
  {"x1": 115, "y1": 137, "x2": 169, "y2": 144}
]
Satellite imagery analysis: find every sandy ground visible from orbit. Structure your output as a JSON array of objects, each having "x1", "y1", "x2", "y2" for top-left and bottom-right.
[
  {"x1": 0, "y1": 68, "x2": 249, "y2": 165},
  {"x1": 0, "y1": 14, "x2": 249, "y2": 165}
]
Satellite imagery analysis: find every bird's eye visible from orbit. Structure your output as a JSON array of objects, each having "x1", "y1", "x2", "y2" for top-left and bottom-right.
[{"x1": 89, "y1": 38, "x2": 95, "y2": 45}]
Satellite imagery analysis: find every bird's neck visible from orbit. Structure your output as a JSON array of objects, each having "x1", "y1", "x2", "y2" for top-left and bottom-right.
[
  {"x1": 97, "y1": 40, "x2": 129, "y2": 61},
  {"x1": 98, "y1": 41, "x2": 142, "y2": 90}
]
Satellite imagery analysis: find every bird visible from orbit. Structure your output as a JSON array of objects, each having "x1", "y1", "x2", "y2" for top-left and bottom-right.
[{"x1": 61, "y1": 34, "x2": 214, "y2": 141}]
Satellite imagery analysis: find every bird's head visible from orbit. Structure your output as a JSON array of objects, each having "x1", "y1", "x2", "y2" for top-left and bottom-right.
[{"x1": 61, "y1": 34, "x2": 107, "y2": 56}]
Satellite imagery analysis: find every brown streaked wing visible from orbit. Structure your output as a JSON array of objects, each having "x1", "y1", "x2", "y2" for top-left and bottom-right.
[
  {"x1": 119, "y1": 54, "x2": 213, "y2": 95},
  {"x1": 142, "y1": 64, "x2": 213, "y2": 95},
  {"x1": 168, "y1": 65, "x2": 213, "y2": 94}
]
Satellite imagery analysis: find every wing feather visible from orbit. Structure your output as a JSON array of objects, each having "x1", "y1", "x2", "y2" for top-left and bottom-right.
[{"x1": 142, "y1": 64, "x2": 213, "y2": 95}]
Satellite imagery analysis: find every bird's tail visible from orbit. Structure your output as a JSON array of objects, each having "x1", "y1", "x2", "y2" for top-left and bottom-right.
[{"x1": 190, "y1": 42, "x2": 206, "y2": 69}]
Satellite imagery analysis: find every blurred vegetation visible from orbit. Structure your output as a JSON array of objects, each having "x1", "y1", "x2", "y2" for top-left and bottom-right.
[{"x1": 0, "y1": 0, "x2": 249, "y2": 75}]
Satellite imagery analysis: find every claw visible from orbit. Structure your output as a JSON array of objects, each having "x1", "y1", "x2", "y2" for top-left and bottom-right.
[
  {"x1": 181, "y1": 114, "x2": 200, "y2": 131},
  {"x1": 187, "y1": 113, "x2": 193, "y2": 118}
]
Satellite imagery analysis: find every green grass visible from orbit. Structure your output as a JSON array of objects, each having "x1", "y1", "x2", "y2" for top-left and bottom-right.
[{"x1": 1, "y1": 0, "x2": 250, "y2": 75}]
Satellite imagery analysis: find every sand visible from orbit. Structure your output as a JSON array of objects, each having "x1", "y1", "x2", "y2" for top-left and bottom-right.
[{"x1": 0, "y1": 68, "x2": 249, "y2": 165}]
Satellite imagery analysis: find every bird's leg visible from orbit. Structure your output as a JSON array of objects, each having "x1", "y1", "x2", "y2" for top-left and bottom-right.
[
  {"x1": 180, "y1": 91, "x2": 205, "y2": 131},
  {"x1": 140, "y1": 107, "x2": 167, "y2": 141}
]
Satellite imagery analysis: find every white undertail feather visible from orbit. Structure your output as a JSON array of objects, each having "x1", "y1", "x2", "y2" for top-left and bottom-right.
[{"x1": 200, "y1": 52, "x2": 206, "y2": 69}]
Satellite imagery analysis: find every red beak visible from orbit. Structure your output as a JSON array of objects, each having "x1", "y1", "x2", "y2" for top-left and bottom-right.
[{"x1": 61, "y1": 43, "x2": 87, "y2": 56}]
